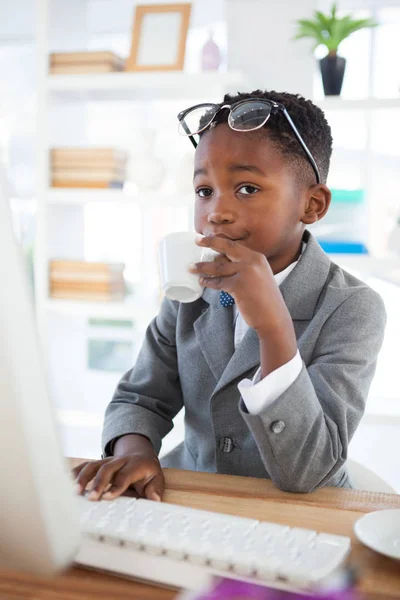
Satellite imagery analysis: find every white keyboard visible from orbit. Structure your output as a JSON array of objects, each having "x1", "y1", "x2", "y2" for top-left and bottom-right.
[{"x1": 75, "y1": 495, "x2": 351, "y2": 592}]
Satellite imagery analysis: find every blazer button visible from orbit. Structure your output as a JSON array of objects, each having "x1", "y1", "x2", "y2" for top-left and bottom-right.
[
  {"x1": 219, "y1": 437, "x2": 234, "y2": 453},
  {"x1": 270, "y1": 420, "x2": 286, "y2": 434}
]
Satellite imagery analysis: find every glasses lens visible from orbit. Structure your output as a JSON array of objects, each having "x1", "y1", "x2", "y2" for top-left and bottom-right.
[
  {"x1": 229, "y1": 101, "x2": 271, "y2": 131},
  {"x1": 178, "y1": 105, "x2": 217, "y2": 136}
]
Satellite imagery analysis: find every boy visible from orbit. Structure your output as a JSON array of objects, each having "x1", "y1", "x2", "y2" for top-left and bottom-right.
[{"x1": 74, "y1": 90, "x2": 386, "y2": 501}]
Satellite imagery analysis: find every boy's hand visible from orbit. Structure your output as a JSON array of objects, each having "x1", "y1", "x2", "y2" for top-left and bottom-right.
[
  {"x1": 72, "y1": 452, "x2": 164, "y2": 502},
  {"x1": 189, "y1": 234, "x2": 290, "y2": 338}
]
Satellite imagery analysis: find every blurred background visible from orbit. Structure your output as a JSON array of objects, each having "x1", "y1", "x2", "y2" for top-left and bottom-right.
[{"x1": 1, "y1": 0, "x2": 399, "y2": 490}]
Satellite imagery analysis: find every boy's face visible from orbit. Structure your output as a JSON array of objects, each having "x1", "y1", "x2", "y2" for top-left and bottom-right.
[{"x1": 193, "y1": 123, "x2": 326, "y2": 273}]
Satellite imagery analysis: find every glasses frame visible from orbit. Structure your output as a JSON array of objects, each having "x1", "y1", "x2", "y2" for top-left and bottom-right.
[{"x1": 177, "y1": 98, "x2": 321, "y2": 184}]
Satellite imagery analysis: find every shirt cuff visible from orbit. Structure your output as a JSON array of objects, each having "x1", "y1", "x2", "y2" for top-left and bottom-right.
[{"x1": 238, "y1": 350, "x2": 302, "y2": 415}]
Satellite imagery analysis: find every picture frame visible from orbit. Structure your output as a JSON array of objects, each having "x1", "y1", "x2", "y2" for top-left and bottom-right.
[{"x1": 125, "y1": 3, "x2": 192, "y2": 72}]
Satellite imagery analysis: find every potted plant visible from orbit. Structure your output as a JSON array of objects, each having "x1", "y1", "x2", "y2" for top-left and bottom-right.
[{"x1": 294, "y1": 3, "x2": 378, "y2": 96}]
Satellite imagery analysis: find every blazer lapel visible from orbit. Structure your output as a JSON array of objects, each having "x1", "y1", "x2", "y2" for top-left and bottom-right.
[
  {"x1": 213, "y1": 326, "x2": 260, "y2": 395},
  {"x1": 193, "y1": 287, "x2": 235, "y2": 382},
  {"x1": 279, "y1": 231, "x2": 332, "y2": 320}
]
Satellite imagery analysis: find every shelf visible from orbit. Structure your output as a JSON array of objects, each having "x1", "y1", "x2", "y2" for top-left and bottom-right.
[
  {"x1": 317, "y1": 97, "x2": 400, "y2": 111},
  {"x1": 47, "y1": 71, "x2": 400, "y2": 108},
  {"x1": 46, "y1": 297, "x2": 157, "y2": 320},
  {"x1": 47, "y1": 70, "x2": 247, "y2": 102},
  {"x1": 48, "y1": 74, "x2": 400, "y2": 109},
  {"x1": 329, "y1": 254, "x2": 400, "y2": 286},
  {"x1": 46, "y1": 188, "x2": 192, "y2": 206}
]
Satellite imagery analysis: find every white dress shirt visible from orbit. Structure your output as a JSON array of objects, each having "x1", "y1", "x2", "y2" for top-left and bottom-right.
[{"x1": 235, "y1": 254, "x2": 303, "y2": 415}]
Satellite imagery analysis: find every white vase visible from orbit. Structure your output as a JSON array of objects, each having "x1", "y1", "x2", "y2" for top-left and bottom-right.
[{"x1": 201, "y1": 31, "x2": 221, "y2": 71}]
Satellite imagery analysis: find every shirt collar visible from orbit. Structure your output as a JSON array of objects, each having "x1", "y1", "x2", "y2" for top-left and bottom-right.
[{"x1": 273, "y1": 241, "x2": 306, "y2": 286}]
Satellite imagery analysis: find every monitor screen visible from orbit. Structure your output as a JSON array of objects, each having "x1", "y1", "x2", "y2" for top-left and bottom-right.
[{"x1": 0, "y1": 174, "x2": 80, "y2": 575}]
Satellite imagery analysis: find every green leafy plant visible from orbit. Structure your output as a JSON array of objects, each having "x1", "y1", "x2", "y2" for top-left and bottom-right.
[{"x1": 294, "y1": 3, "x2": 378, "y2": 55}]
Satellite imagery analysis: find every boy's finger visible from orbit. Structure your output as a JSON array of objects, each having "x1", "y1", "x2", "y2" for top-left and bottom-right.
[
  {"x1": 199, "y1": 275, "x2": 234, "y2": 290},
  {"x1": 71, "y1": 461, "x2": 91, "y2": 479},
  {"x1": 189, "y1": 261, "x2": 238, "y2": 278},
  {"x1": 101, "y1": 463, "x2": 144, "y2": 500},
  {"x1": 143, "y1": 474, "x2": 165, "y2": 502},
  {"x1": 75, "y1": 460, "x2": 108, "y2": 492},
  {"x1": 196, "y1": 234, "x2": 250, "y2": 262},
  {"x1": 102, "y1": 483, "x2": 140, "y2": 501},
  {"x1": 87, "y1": 458, "x2": 127, "y2": 500}
]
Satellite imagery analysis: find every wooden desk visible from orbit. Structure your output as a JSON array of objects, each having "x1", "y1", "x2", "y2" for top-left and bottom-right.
[{"x1": 1, "y1": 459, "x2": 399, "y2": 600}]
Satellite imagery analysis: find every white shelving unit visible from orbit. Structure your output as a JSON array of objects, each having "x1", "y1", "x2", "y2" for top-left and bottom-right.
[
  {"x1": 34, "y1": 0, "x2": 248, "y2": 423},
  {"x1": 37, "y1": 69, "x2": 247, "y2": 330},
  {"x1": 318, "y1": 96, "x2": 400, "y2": 111},
  {"x1": 47, "y1": 70, "x2": 246, "y2": 101},
  {"x1": 46, "y1": 298, "x2": 143, "y2": 320},
  {"x1": 47, "y1": 188, "x2": 192, "y2": 207}
]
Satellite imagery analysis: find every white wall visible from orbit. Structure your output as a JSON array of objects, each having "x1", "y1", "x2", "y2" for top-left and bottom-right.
[{"x1": 226, "y1": 0, "x2": 317, "y2": 97}]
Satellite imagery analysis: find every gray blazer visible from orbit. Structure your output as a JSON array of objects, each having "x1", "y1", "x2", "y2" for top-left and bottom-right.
[{"x1": 102, "y1": 231, "x2": 386, "y2": 492}]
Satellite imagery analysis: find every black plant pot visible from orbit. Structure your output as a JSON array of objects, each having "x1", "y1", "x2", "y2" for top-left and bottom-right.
[{"x1": 319, "y1": 54, "x2": 346, "y2": 96}]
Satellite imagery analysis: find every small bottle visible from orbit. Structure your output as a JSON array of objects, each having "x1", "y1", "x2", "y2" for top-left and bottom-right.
[{"x1": 201, "y1": 31, "x2": 221, "y2": 71}]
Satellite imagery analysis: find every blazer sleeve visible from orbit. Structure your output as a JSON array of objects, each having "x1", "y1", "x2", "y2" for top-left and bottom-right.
[
  {"x1": 239, "y1": 287, "x2": 387, "y2": 493},
  {"x1": 102, "y1": 297, "x2": 183, "y2": 456}
]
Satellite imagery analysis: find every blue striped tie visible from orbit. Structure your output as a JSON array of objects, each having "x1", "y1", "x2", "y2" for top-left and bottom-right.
[{"x1": 220, "y1": 291, "x2": 235, "y2": 307}]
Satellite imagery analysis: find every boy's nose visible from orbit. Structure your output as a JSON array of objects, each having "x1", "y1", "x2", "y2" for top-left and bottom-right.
[
  {"x1": 207, "y1": 196, "x2": 236, "y2": 225},
  {"x1": 208, "y1": 211, "x2": 235, "y2": 225}
]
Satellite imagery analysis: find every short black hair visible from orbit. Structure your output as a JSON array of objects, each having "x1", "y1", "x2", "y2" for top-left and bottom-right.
[{"x1": 198, "y1": 89, "x2": 333, "y2": 186}]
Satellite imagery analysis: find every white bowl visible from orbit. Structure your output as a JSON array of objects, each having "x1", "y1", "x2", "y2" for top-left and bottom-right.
[{"x1": 354, "y1": 509, "x2": 400, "y2": 560}]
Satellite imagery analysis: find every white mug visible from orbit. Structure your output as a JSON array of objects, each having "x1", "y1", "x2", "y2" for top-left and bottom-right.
[{"x1": 158, "y1": 232, "x2": 218, "y2": 303}]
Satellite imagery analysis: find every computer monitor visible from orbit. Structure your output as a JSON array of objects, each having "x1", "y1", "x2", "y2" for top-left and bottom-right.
[{"x1": 0, "y1": 178, "x2": 80, "y2": 575}]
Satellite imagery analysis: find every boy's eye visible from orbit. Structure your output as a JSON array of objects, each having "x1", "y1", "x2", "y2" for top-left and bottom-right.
[
  {"x1": 238, "y1": 185, "x2": 259, "y2": 195},
  {"x1": 196, "y1": 187, "x2": 213, "y2": 198}
]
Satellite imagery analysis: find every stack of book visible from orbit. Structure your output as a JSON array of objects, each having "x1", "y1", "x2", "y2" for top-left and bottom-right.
[
  {"x1": 49, "y1": 51, "x2": 125, "y2": 74},
  {"x1": 49, "y1": 260, "x2": 126, "y2": 302},
  {"x1": 50, "y1": 147, "x2": 127, "y2": 188}
]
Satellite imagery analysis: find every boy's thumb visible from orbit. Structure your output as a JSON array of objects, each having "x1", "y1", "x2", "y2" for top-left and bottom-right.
[{"x1": 144, "y1": 474, "x2": 164, "y2": 502}]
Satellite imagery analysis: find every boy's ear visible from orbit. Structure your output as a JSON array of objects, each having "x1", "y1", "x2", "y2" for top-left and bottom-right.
[{"x1": 301, "y1": 184, "x2": 331, "y2": 225}]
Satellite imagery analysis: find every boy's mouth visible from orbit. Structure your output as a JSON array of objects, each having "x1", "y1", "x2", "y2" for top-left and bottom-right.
[{"x1": 207, "y1": 232, "x2": 247, "y2": 242}]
